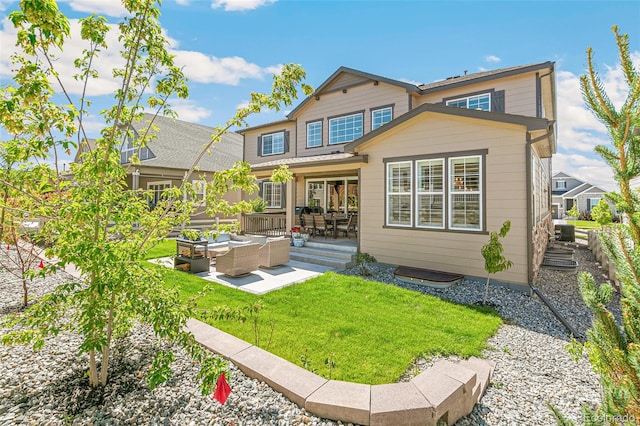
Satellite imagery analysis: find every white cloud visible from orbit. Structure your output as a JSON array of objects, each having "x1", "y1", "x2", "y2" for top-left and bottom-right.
[
  {"x1": 62, "y1": 0, "x2": 129, "y2": 17},
  {"x1": 552, "y1": 153, "x2": 616, "y2": 191},
  {"x1": 0, "y1": 0, "x2": 12, "y2": 12},
  {"x1": 211, "y1": 0, "x2": 276, "y2": 11},
  {"x1": 176, "y1": 0, "x2": 190, "y2": 4},
  {"x1": 172, "y1": 51, "x2": 277, "y2": 85},
  {"x1": 484, "y1": 55, "x2": 501, "y2": 63},
  {"x1": 554, "y1": 53, "x2": 640, "y2": 193},
  {"x1": 169, "y1": 99, "x2": 212, "y2": 123},
  {"x1": 236, "y1": 100, "x2": 250, "y2": 110}
]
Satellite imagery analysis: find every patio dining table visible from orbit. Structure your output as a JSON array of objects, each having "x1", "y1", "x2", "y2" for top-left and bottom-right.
[{"x1": 324, "y1": 214, "x2": 349, "y2": 238}]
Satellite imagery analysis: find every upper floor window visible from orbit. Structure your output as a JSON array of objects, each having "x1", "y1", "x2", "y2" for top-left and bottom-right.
[
  {"x1": 307, "y1": 121, "x2": 322, "y2": 148},
  {"x1": 262, "y1": 131, "x2": 285, "y2": 156},
  {"x1": 372, "y1": 106, "x2": 393, "y2": 130},
  {"x1": 120, "y1": 133, "x2": 153, "y2": 164},
  {"x1": 446, "y1": 93, "x2": 491, "y2": 111},
  {"x1": 329, "y1": 112, "x2": 363, "y2": 144},
  {"x1": 556, "y1": 180, "x2": 566, "y2": 189}
]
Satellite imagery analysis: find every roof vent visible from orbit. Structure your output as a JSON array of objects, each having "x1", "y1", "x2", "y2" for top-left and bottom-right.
[{"x1": 446, "y1": 75, "x2": 461, "y2": 80}]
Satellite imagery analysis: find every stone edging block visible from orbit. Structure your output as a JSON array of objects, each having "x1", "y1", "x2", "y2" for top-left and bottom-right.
[{"x1": 187, "y1": 320, "x2": 495, "y2": 426}]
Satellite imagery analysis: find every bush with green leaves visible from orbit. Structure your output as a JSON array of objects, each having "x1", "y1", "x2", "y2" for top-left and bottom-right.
[
  {"x1": 480, "y1": 220, "x2": 513, "y2": 305},
  {"x1": 591, "y1": 199, "x2": 613, "y2": 229}
]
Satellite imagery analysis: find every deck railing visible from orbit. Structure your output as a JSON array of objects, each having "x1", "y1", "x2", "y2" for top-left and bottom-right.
[{"x1": 241, "y1": 212, "x2": 287, "y2": 237}]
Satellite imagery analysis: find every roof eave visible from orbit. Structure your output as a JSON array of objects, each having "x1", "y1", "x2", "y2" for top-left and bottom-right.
[{"x1": 251, "y1": 154, "x2": 368, "y2": 172}]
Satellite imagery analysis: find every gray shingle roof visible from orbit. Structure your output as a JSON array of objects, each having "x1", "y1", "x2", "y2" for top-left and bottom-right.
[
  {"x1": 251, "y1": 153, "x2": 361, "y2": 170},
  {"x1": 132, "y1": 113, "x2": 242, "y2": 172},
  {"x1": 418, "y1": 62, "x2": 553, "y2": 93}
]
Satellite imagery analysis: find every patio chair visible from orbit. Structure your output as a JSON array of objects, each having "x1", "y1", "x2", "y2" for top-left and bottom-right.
[
  {"x1": 302, "y1": 214, "x2": 316, "y2": 236},
  {"x1": 215, "y1": 243, "x2": 260, "y2": 277},
  {"x1": 313, "y1": 214, "x2": 334, "y2": 238},
  {"x1": 336, "y1": 214, "x2": 357, "y2": 239},
  {"x1": 259, "y1": 238, "x2": 291, "y2": 268}
]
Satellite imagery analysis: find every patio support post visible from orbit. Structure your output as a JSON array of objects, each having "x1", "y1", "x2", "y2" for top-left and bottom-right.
[
  {"x1": 286, "y1": 178, "x2": 296, "y2": 234},
  {"x1": 132, "y1": 169, "x2": 140, "y2": 191}
]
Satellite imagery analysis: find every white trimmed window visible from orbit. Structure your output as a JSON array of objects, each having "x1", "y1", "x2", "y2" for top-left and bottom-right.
[
  {"x1": 372, "y1": 106, "x2": 393, "y2": 130},
  {"x1": 386, "y1": 161, "x2": 412, "y2": 226},
  {"x1": 449, "y1": 156, "x2": 482, "y2": 230},
  {"x1": 416, "y1": 159, "x2": 444, "y2": 228},
  {"x1": 556, "y1": 180, "x2": 566, "y2": 189},
  {"x1": 263, "y1": 182, "x2": 282, "y2": 208},
  {"x1": 262, "y1": 132, "x2": 285, "y2": 156},
  {"x1": 385, "y1": 153, "x2": 484, "y2": 231},
  {"x1": 120, "y1": 133, "x2": 153, "y2": 164},
  {"x1": 329, "y1": 113, "x2": 363, "y2": 144},
  {"x1": 307, "y1": 121, "x2": 322, "y2": 148},
  {"x1": 446, "y1": 93, "x2": 491, "y2": 111},
  {"x1": 148, "y1": 181, "x2": 172, "y2": 208},
  {"x1": 588, "y1": 198, "x2": 601, "y2": 211},
  {"x1": 192, "y1": 179, "x2": 206, "y2": 203}
]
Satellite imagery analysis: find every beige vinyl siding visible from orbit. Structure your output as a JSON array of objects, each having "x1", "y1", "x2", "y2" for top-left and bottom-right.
[
  {"x1": 323, "y1": 73, "x2": 369, "y2": 91},
  {"x1": 357, "y1": 113, "x2": 530, "y2": 286},
  {"x1": 415, "y1": 72, "x2": 538, "y2": 117},
  {"x1": 243, "y1": 122, "x2": 297, "y2": 166},
  {"x1": 294, "y1": 83, "x2": 409, "y2": 156}
]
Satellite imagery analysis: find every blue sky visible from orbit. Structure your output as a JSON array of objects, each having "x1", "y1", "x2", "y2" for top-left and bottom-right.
[{"x1": 1, "y1": 0, "x2": 639, "y2": 191}]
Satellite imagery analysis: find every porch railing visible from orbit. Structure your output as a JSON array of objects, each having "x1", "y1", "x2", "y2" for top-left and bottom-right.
[{"x1": 241, "y1": 213, "x2": 287, "y2": 237}]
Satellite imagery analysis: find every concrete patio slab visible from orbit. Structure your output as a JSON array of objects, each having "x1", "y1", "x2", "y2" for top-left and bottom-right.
[
  {"x1": 232, "y1": 345, "x2": 327, "y2": 407},
  {"x1": 306, "y1": 380, "x2": 371, "y2": 425},
  {"x1": 370, "y1": 382, "x2": 433, "y2": 426},
  {"x1": 186, "y1": 318, "x2": 252, "y2": 359}
]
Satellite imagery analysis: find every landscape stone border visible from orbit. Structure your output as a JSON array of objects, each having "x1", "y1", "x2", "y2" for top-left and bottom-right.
[{"x1": 187, "y1": 318, "x2": 495, "y2": 426}]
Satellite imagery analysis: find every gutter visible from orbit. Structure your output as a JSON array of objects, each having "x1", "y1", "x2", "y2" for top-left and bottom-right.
[{"x1": 526, "y1": 128, "x2": 583, "y2": 340}]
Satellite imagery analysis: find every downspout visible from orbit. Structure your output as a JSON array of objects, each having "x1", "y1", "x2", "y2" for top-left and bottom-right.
[{"x1": 526, "y1": 127, "x2": 583, "y2": 340}]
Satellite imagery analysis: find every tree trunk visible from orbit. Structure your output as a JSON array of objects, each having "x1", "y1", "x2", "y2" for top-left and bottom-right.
[
  {"x1": 483, "y1": 276, "x2": 491, "y2": 305},
  {"x1": 100, "y1": 292, "x2": 117, "y2": 386},
  {"x1": 89, "y1": 350, "x2": 99, "y2": 387},
  {"x1": 21, "y1": 277, "x2": 28, "y2": 307}
]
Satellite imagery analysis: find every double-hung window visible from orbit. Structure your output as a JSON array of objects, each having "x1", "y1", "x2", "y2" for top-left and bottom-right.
[
  {"x1": 307, "y1": 121, "x2": 322, "y2": 148},
  {"x1": 416, "y1": 159, "x2": 444, "y2": 228},
  {"x1": 386, "y1": 162, "x2": 412, "y2": 226},
  {"x1": 446, "y1": 93, "x2": 491, "y2": 111},
  {"x1": 556, "y1": 181, "x2": 566, "y2": 189},
  {"x1": 385, "y1": 152, "x2": 484, "y2": 231},
  {"x1": 449, "y1": 156, "x2": 481, "y2": 230},
  {"x1": 329, "y1": 112, "x2": 363, "y2": 144},
  {"x1": 262, "y1": 132, "x2": 285, "y2": 156},
  {"x1": 588, "y1": 198, "x2": 601, "y2": 211},
  {"x1": 262, "y1": 182, "x2": 282, "y2": 208},
  {"x1": 371, "y1": 106, "x2": 393, "y2": 130}
]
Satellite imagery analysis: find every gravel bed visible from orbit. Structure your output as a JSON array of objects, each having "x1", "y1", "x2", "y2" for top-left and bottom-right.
[{"x1": 0, "y1": 243, "x2": 620, "y2": 425}]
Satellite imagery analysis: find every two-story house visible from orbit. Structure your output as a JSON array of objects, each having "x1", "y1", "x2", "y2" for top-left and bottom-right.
[
  {"x1": 240, "y1": 63, "x2": 557, "y2": 291},
  {"x1": 75, "y1": 113, "x2": 244, "y2": 230},
  {"x1": 552, "y1": 171, "x2": 611, "y2": 219}
]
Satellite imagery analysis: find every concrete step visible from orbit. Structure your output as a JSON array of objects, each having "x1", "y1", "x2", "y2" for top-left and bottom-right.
[
  {"x1": 303, "y1": 240, "x2": 358, "y2": 253},
  {"x1": 290, "y1": 251, "x2": 354, "y2": 270},
  {"x1": 292, "y1": 245, "x2": 355, "y2": 261}
]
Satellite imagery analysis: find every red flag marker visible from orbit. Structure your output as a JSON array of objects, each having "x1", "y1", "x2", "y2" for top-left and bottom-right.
[
  {"x1": 6, "y1": 244, "x2": 9, "y2": 250},
  {"x1": 212, "y1": 373, "x2": 232, "y2": 405},
  {"x1": 39, "y1": 260, "x2": 44, "y2": 269}
]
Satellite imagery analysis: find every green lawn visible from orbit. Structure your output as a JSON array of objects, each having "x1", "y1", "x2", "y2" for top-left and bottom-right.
[
  {"x1": 567, "y1": 220, "x2": 601, "y2": 230},
  {"x1": 165, "y1": 268, "x2": 503, "y2": 384},
  {"x1": 144, "y1": 239, "x2": 177, "y2": 259}
]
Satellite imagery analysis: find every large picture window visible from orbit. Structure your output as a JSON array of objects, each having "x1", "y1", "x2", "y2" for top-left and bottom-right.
[
  {"x1": 262, "y1": 132, "x2": 285, "y2": 156},
  {"x1": 385, "y1": 153, "x2": 484, "y2": 231},
  {"x1": 329, "y1": 112, "x2": 363, "y2": 144}
]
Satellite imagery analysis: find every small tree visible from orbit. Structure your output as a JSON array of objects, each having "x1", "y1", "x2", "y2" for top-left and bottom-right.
[
  {"x1": 0, "y1": 0, "x2": 311, "y2": 395},
  {"x1": 591, "y1": 199, "x2": 613, "y2": 229},
  {"x1": 555, "y1": 26, "x2": 640, "y2": 425},
  {"x1": 567, "y1": 204, "x2": 580, "y2": 224},
  {"x1": 480, "y1": 220, "x2": 513, "y2": 305}
]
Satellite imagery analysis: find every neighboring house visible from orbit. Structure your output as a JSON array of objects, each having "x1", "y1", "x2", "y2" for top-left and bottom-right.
[
  {"x1": 74, "y1": 113, "x2": 243, "y2": 228},
  {"x1": 240, "y1": 63, "x2": 557, "y2": 291},
  {"x1": 552, "y1": 171, "x2": 610, "y2": 219}
]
